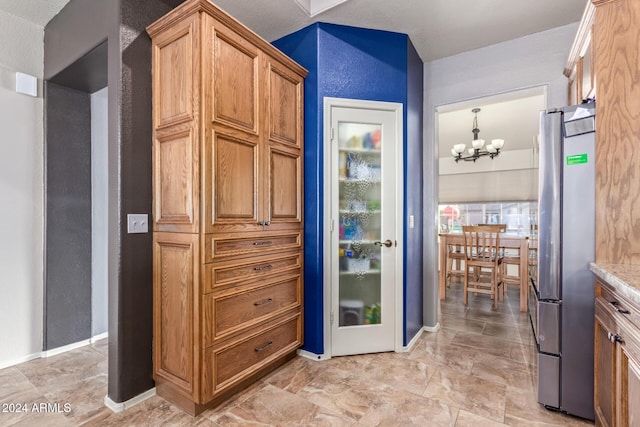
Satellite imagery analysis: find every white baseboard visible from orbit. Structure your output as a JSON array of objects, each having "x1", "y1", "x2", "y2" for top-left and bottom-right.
[
  {"x1": 1, "y1": 333, "x2": 110, "y2": 369},
  {"x1": 43, "y1": 339, "x2": 92, "y2": 358},
  {"x1": 0, "y1": 352, "x2": 42, "y2": 370},
  {"x1": 104, "y1": 388, "x2": 156, "y2": 413},
  {"x1": 91, "y1": 332, "x2": 108, "y2": 343},
  {"x1": 297, "y1": 349, "x2": 331, "y2": 361},
  {"x1": 402, "y1": 327, "x2": 425, "y2": 352},
  {"x1": 423, "y1": 323, "x2": 441, "y2": 333}
]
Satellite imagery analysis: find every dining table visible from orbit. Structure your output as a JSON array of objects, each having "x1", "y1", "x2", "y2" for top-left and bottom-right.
[{"x1": 439, "y1": 232, "x2": 530, "y2": 312}]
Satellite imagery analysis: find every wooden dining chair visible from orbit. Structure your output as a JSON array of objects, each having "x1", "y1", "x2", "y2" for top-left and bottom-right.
[
  {"x1": 462, "y1": 225, "x2": 504, "y2": 310},
  {"x1": 478, "y1": 223, "x2": 519, "y2": 292},
  {"x1": 446, "y1": 243, "x2": 465, "y2": 287}
]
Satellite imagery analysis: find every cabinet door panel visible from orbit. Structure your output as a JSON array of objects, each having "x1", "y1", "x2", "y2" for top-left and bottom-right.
[
  {"x1": 211, "y1": 21, "x2": 259, "y2": 134},
  {"x1": 620, "y1": 325, "x2": 640, "y2": 427},
  {"x1": 154, "y1": 129, "x2": 198, "y2": 233},
  {"x1": 205, "y1": 131, "x2": 262, "y2": 232},
  {"x1": 266, "y1": 61, "x2": 303, "y2": 148},
  {"x1": 153, "y1": 16, "x2": 197, "y2": 129},
  {"x1": 595, "y1": 305, "x2": 616, "y2": 427},
  {"x1": 268, "y1": 148, "x2": 302, "y2": 227},
  {"x1": 153, "y1": 233, "x2": 199, "y2": 395}
]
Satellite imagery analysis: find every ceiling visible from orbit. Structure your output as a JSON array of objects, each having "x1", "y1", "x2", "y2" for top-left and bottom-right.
[
  {"x1": 0, "y1": 0, "x2": 584, "y2": 160},
  {"x1": 1, "y1": 0, "x2": 587, "y2": 62}
]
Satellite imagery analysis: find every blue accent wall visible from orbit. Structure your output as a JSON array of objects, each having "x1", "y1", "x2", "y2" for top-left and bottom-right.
[
  {"x1": 274, "y1": 22, "x2": 423, "y2": 354},
  {"x1": 404, "y1": 38, "x2": 424, "y2": 343}
]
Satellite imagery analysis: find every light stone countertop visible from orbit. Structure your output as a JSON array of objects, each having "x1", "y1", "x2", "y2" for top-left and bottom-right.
[{"x1": 590, "y1": 262, "x2": 640, "y2": 308}]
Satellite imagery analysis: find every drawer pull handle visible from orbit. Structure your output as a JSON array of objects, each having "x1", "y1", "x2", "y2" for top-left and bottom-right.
[
  {"x1": 257, "y1": 221, "x2": 272, "y2": 226},
  {"x1": 255, "y1": 341, "x2": 273, "y2": 352},
  {"x1": 253, "y1": 241, "x2": 273, "y2": 246},
  {"x1": 254, "y1": 298, "x2": 273, "y2": 307},
  {"x1": 609, "y1": 300, "x2": 631, "y2": 314},
  {"x1": 254, "y1": 265, "x2": 273, "y2": 272}
]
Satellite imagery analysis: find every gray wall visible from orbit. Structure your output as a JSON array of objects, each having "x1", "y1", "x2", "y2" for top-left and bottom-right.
[
  {"x1": 45, "y1": 0, "x2": 176, "y2": 403},
  {"x1": 44, "y1": 81, "x2": 92, "y2": 350}
]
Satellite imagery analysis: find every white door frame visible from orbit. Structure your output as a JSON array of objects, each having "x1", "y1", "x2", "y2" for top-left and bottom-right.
[{"x1": 322, "y1": 97, "x2": 404, "y2": 358}]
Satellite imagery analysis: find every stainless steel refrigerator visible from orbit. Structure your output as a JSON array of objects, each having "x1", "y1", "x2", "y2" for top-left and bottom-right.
[{"x1": 529, "y1": 102, "x2": 596, "y2": 420}]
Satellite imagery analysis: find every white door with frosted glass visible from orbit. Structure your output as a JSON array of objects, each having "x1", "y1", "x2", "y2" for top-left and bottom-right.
[{"x1": 324, "y1": 98, "x2": 403, "y2": 357}]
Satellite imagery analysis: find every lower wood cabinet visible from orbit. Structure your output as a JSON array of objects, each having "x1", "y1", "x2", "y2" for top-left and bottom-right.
[
  {"x1": 594, "y1": 280, "x2": 640, "y2": 427},
  {"x1": 153, "y1": 232, "x2": 303, "y2": 415}
]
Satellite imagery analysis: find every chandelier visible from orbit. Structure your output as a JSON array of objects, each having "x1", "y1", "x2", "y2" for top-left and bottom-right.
[{"x1": 451, "y1": 108, "x2": 505, "y2": 162}]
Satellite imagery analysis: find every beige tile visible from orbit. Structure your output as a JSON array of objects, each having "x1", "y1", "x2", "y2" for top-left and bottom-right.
[
  {"x1": 91, "y1": 396, "x2": 214, "y2": 426},
  {"x1": 440, "y1": 314, "x2": 486, "y2": 335},
  {"x1": 0, "y1": 367, "x2": 34, "y2": 401},
  {"x1": 261, "y1": 356, "x2": 324, "y2": 393},
  {"x1": 357, "y1": 390, "x2": 458, "y2": 426},
  {"x1": 481, "y1": 322, "x2": 524, "y2": 343},
  {"x1": 470, "y1": 354, "x2": 535, "y2": 390},
  {"x1": 294, "y1": 364, "x2": 387, "y2": 422},
  {"x1": 440, "y1": 301, "x2": 469, "y2": 317},
  {"x1": 90, "y1": 338, "x2": 109, "y2": 358},
  {"x1": 207, "y1": 384, "x2": 345, "y2": 426},
  {"x1": 449, "y1": 332, "x2": 515, "y2": 360},
  {"x1": 43, "y1": 373, "x2": 108, "y2": 425},
  {"x1": 424, "y1": 367, "x2": 507, "y2": 423},
  {"x1": 356, "y1": 352, "x2": 435, "y2": 396},
  {"x1": 409, "y1": 340, "x2": 477, "y2": 375},
  {"x1": 16, "y1": 346, "x2": 107, "y2": 394},
  {"x1": 455, "y1": 409, "x2": 509, "y2": 426},
  {"x1": 465, "y1": 308, "x2": 516, "y2": 325},
  {"x1": 419, "y1": 327, "x2": 459, "y2": 347}
]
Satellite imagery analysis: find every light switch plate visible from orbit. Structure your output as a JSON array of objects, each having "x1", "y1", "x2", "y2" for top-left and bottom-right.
[
  {"x1": 127, "y1": 214, "x2": 148, "y2": 233},
  {"x1": 409, "y1": 215, "x2": 415, "y2": 229}
]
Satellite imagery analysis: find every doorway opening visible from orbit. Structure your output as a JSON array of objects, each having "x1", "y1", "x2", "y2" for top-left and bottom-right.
[{"x1": 44, "y1": 40, "x2": 108, "y2": 352}]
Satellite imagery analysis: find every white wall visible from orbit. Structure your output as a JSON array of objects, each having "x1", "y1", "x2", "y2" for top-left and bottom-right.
[
  {"x1": 422, "y1": 23, "x2": 580, "y2": 326},
  {"x1": 91, "y1": 87, "x2": 108, "y2": 337},
  {"x1": 0, "y1": 11, "x2": 44, "y2": 367}
]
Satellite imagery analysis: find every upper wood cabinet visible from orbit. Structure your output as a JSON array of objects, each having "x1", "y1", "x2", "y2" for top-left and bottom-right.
[
  {"x1": 150, "y1": 3, "x2": 305, "y2": 235},
  {"x1": 565, "y1": 2, "x2": 595, "y2": 105}
]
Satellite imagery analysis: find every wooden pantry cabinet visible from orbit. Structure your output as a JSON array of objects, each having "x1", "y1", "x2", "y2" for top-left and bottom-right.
[
  {"x1": 594, "y1": 280, "x2": 640, "y2": 427},
  {"x1": 147, "y1": 0, "x2": 306, "y2": 415}
]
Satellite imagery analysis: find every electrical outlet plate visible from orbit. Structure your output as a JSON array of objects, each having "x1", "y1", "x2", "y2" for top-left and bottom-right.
[{"x1": 127, "y1": 214, "x2": 148, "y2": 233}]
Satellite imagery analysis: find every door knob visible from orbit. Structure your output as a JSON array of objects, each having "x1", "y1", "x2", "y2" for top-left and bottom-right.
[{"x1": 374, "y1": 240, "x2": 393, "y2": 248}]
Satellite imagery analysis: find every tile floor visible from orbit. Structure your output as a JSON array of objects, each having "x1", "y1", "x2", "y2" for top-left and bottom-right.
[{"x1": 0, "y1": 280, "x2": 595, "y2": 426}]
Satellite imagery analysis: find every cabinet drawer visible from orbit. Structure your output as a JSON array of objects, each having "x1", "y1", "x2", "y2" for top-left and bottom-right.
[
  {"x1": 204, "y1": 231, "x2": 302, "y2": 262},
  {"x1": 202, "y1": 313, "x2": 301, "y2": 399},
  {"x1": 597, "y1": 281, "x2": 640, "y2": 330},
  {"x1": 203, "y1": 251, "x2": 301, "y2": 293},
  {"x1": 596, "y1": 296, "x2": 620, "y2": 336},
  {"x1": 203, "y1": 274, "x2": 301, "y2": 344}
]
